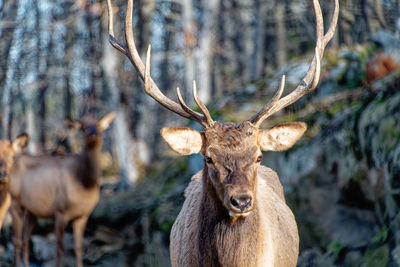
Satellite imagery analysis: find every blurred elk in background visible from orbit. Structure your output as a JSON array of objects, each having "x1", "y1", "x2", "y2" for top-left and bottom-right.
[
  {"x1": 9, "y1": 112, "x2": 115, "y2": 267},
  {"x1": 107, "y1": 0, "x2": 338, "y2": 266},
  {"x1": 0, "y1": 134, "x2": 28, "y2": 231}
]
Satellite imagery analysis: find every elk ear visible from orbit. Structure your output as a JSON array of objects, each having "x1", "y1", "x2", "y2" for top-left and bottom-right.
[
  {"x1": 98, "y1": 111, "x2": 116, "y2": 132},
  {"x1": 258, "y1": 122, "x2": 307, "y2": 151},
  {"x1": 161, "y1": 127, "x2": 204, "y2": 155},
  {"x1": 12, "y1": 133, "x2": 29, "y2": 153}
]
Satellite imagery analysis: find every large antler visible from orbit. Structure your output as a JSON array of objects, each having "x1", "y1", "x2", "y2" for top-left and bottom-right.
[
  {"x1": 106, "y1": 0, "x2": 214, "y2": 127},
  {"x1": 250, "y1": 0, "x2": 339, "y2": 128}
]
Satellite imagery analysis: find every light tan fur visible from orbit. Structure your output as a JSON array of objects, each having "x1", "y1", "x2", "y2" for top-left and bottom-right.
[
  {"x1": 9, "y1": 112, "x2": 115, "y2": 267},
  {"x1": 170, "y1": 167, "x2": 299, "y2": 267},
  {"x1": 0, "y1": 135, "x2": 29, "y2": 231}
]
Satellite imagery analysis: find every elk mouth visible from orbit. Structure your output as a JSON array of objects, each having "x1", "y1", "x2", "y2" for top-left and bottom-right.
[{"x1": 228, "y1": 209, "x2": 252, "y2": 218}]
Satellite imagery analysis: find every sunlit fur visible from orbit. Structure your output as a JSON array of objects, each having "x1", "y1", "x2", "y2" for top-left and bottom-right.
[
  {"x1": 169, "y1": 121, "x2": 299, "y2": 267},
  {"x1": 0, "y1": 135, "x2": 28, "y2": 232}
]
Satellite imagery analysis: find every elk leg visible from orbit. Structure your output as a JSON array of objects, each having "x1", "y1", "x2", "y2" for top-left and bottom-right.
[
  {"x1": 10, "y1": 201, "x2": 23, "y2": 267},
  {"x1": 73, "y1": 216, "x2": 88, "y2": 267},
  {"x1": 55, "y1": 213, "x2": 67, "y2": 267},
  {"x1": 22, "y1": 211, "x2": 36, "y2": 267}
]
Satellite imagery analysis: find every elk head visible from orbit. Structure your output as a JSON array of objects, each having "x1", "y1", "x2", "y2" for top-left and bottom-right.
[
  {"x1": 65, "y1": 112, "x2": 116, "y2": 149},
  {"x1": 106, "y1": 0, "x2": 338, "y2": 218},
  {"x1": 162, "y1": 120, "x2": 306, "y2": 217},
  {"x1": 0, "y1": 134, "x2": 29, "y2": 183}
]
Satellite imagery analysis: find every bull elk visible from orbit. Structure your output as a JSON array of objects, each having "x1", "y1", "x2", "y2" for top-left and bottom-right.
[
  {"x1": 106, "y1": 0, "x2": 338, "y2": 265},
  {"x1": 0, "y1": 134, "x2": 28, "y2": 231},
  {"x1": 9, "y1": 112, "x2": 115, "y2": 267}
]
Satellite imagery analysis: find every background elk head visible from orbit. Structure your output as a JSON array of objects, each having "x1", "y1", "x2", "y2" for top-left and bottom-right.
[
  {"x1": 0, "y1": 134, "x2": 28, "y2": 183},
  {"x1": 65, "y1": 112, "x2": 116, "y2": 149},
  {"x1": 107, "y1": 0, "x2": 338, "y2": 220}
]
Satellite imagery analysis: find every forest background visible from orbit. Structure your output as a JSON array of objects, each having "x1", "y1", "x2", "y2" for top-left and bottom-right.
[{"x1": 1, "y1": 0, "x2": 400, "y2": 266}]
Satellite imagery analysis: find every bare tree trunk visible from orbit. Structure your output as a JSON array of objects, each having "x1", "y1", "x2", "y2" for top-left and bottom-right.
[
  {"x1": 182, "y1": 0, "x2": 196, "y2": 100},
  {"x1": 361, "y1": 0, "x2": 371, "y2": 38},
  {"x1": 275, "y1": 1, "x2": 287, "y2": 68},
  {"x1": 340, "y1": 0, "x2": 354, "y2": 45},
  {"x1": 36, "y1": 0, "x2": 51, "y2": 152},
  {"x1": 374, "y1": 0, "x2": 386, "y2": 28},
  {"x1": 101, "y1": 35, "x2": 139, "y2": 185},
  {"x1": 26, "y1": 107, "x2": 37, "y2": 154},
  {"x1": 195, "y1": 0, "x2": 220, "y2": 103},
  {"x1": 1, "y1": 0, "x2": 30, "y2": 138},
  {"x1": 19, "y1": 0, "x2": 39, "y2": 154},
  {"x1": 251, "y1": 0, "x2": 267, "y2": 79}
]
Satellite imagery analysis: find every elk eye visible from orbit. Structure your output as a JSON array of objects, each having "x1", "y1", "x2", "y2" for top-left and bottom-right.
[
  {"x1": 256, "y1": 155, "x2": 262, "y2": 163},
  {"x1": 205, "y1": 156, "x2": 213, "y2": 164}
]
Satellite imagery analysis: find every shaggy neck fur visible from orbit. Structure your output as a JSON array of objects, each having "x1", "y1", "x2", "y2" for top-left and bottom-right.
[
  {"x1": 197, "y1": 167, "x2": 259, "y2": 267},
  {"x1": 76, "y1": 138, "x2": 101, "y2": 188}
]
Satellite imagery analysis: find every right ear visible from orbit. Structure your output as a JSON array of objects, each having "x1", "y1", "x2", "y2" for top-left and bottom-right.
[
  {"x1": 258, "y1": 122, "x2": 307, "y2": 151},
  {"x1": 12, "y1": 133, "x2": 29, "y2": 154},
  {"x1": 97, "y1": 111, "x2": 116, "y2": 132},
  {"x1": 160, "y1": 127, "x2": 204, "y2": 155}
]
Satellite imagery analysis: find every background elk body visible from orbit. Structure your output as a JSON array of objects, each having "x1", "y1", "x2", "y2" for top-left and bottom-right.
[
  {"x1": 106, "y1": 0, "x2": 338, "y2": 265},
  {"x1": 9, "y1": 112, "x2": 115, "y2": 267},
  {"x1": 0, "y1": 135, "x2": 28, "y2": 231}
]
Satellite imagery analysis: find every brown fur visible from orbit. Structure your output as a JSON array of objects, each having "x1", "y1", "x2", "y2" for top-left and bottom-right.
[
  {"x1": 197, "y1": 167, "x2": 259, "y2": 267},
  {"x1": 0, "y1": 183, "x2": 9, "y2": 207},
  {"x1": 9, "y1": 112, "x2": 115, "y2": 267},
  {"x1": 169, "y1": 122, "x2": 300, "y2": 267},
  {"x1": 0, "y1": 136, "x2": 28, "y2": 232},
  {"x1": 366, "y1": 52, "x2": 399, "y2": 83}
]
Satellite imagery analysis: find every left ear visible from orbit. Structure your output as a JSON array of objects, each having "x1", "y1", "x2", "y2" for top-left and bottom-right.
[
  {"x1": 258, "y1": 122, "x2": 307, "y2": 151},
  {"x1": 12, "y1": 133, "x2": 29, "y2": 154},
  {"x1": 97, "y1": 111, "x2": 116, "y2": 132},
  {"x1": 160, "y1": 127, "x2": 204, "y2": 155}
]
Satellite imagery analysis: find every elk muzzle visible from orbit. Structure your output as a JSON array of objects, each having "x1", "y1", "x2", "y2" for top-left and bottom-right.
[
  {"x1": 227, "y1": 191, "x2": 254, "y2": 217},
  {"x1": 0, "y1": 171, "x2": 8, "y2": 182}
]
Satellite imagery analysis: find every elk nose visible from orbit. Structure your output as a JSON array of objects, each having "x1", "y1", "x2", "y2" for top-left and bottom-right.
[
  {"x1": 230, "y1": 194, "x2": 252, "y2": 212},
  {"x1": 0, "y1": 171, "x2": 8, "y2": 180}
]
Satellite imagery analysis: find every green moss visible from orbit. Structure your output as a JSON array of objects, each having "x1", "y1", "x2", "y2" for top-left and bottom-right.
[
  {"x1": 371, "y1": 227, "x2": 390, "y2": 244},
  {"x1": 327, "y1": 240, "x2": 346, "y2": 261},
  {"x1": 327, "y1": 101, "x2": 346, "y2": 117},
  {"x1": 362, "y1": 245, "x2": 389, "y2": 267},
  {"x1": 352, "y1": 168, "x2": 368, "y2": 183}
]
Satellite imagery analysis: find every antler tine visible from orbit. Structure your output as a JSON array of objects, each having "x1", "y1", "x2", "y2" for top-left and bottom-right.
[
  {"x1": 192, "y1": 81, "x2": 214, "y2": 126},
  {"x1": 107, "y1": 0, "x2": 133, "y2": 59},
  {"x1": 250, "y1": 75, "x2": 285, "y2": 127},
  {"x1": 250, "y1": 0, "x2": 339, "y2": 127},
  {"x1": 176, "y1": 87, "x2": 207, "y2": 127},
  {"x1": 144, "y1": 44, "x2": 151, "y2": 94},
  {"x1": 322, "y1": 0, "x2": 340, "y2": 47},
  {"x1": 106, "y1": 0, "x2": 211, "y2": 125}
]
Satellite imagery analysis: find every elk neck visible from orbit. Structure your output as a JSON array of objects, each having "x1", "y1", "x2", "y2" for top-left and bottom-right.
[
  {"x1": 0, "y1": 182, "x2": 9, "y2": 207},
  {"x1": 76, "y1": 137, "x2": 102, "y2": 188},
  {"x1": 197, "y1": 166, "x2": 259, "y2": 267}
]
